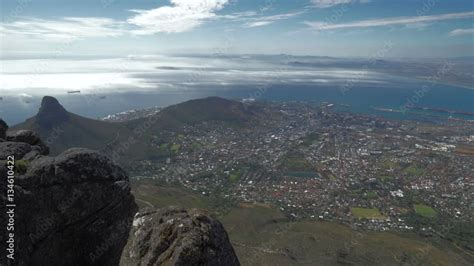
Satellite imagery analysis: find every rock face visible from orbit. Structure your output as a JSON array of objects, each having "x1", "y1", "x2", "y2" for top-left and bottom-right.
[
  {"x1": 1, "y1": 118, "x2": 239, "y2": 265},
  {"x1": 0, "y1": 119, "x2": 7, "y2": 139},
  {"x1": 6, "y1": 130, "x2": 49, "y2": 156},
  {"x1": 121, "y1": 207, "x2": 240, "y2": 266},
  {"x1": 0, "y1": 122, "x2": 137, "y2": 266}
]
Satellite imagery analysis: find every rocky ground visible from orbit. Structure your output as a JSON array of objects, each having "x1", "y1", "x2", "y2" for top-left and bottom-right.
[
  {"x1": 0, "y1": 119, "x2": 239, "y2": 266},
  {"x1": 121, "y1": 207, "x2": 239, "y2": 266}
]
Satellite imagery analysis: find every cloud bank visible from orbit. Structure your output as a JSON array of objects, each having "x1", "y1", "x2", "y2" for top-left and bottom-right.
[
  {"x1": 244, "y1": 11, "x2": 305, "y2": 28},
  {"x1": 0, "y1": 0, "x2": 304, "y2": 40},
  {"x1": 0, "y1": 17, "x2": 124, "y2": 41},
  {"x1": 449, "y1": 28, "x2": 474, "y2": 36},
  {"x1": 311, "y1": 0, "x2": 369, "y2": 8},
  {"x1": 306, "y1": 11, "x2": 474, "y2": 31},
  {"x1": 127, "y1": 0, "x2": 229, "y2": 34}
]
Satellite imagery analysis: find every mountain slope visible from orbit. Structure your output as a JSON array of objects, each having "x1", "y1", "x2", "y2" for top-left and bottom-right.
[
  {"x1": 11, "y1": 96, "x2": 255, "y2": 160},
  {"x1": 125, "y1": 96, "x2": 255, "y2": 130},
  {"x1": 160, "y1": 96, "x2": 252, "y2": 124},
  {"x1": 11, "y1": 96, "x2": 150, "y2": 158}
]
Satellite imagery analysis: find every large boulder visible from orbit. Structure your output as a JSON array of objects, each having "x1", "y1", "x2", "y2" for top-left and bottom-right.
[
  {"x1": 0, "y1": 141, "x2": 33, "y2": 160},
  {"x1": 0, "y1": 119, "x2": 7, "y2": 139},
  {"x1": 0, "y1": 133, "x2": 137, "y2": 266},
  {"x1": 6, "y1": 130, "x2": 49, "y2": 155},
  {"x1": 0, "y1": 123, "x2": 239, "y2": 266},
  {"x1": 121, "y1": 207, "x2": 240, "y2": 266}
]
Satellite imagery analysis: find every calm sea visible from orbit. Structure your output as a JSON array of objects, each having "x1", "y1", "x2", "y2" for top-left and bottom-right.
[{"x1": 1, "y1": 81, "x2": 473, "y2": 125}]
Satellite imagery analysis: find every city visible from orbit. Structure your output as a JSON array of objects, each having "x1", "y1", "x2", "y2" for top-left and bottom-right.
[{"x1": 122, "y1": 100, "x2": 473, "y2": 249}]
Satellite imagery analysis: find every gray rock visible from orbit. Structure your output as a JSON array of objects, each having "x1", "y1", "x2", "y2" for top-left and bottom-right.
[
  {"x1": 21, "y1": 150, "x2": 44, "y2": 162},
  {"x1": 0, "y1": 141, "x2": 32, "y2": 159},
  {"x1": 23, "y1": 148, "x2": 129, "y2": 187},
  {"x1": 0, "y1": 126, "x2": 239, "y2": 266},
  {"x1": 0, "y1": 133, "x2": 137, "y2": 266},
  {"x1": 121, "y1": 207, "x2": 240, "y2": 266},
  {"x1": 7, "y1": 130, "x2": 49, "y2": 155},
  {"x1": 0, "y1": 119, "x2": 7, "y2": 139},
  {"x1": 7, "y1": 130, "x2": 40, "y2": 145}
]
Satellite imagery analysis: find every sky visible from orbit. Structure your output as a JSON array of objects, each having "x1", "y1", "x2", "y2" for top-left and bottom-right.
[
  {"x1": 0, "y1": 0, "x2": 473, "y2": 100},
  {"x1": 1, "y1": 0, "x2": 473, "y2": 58}
]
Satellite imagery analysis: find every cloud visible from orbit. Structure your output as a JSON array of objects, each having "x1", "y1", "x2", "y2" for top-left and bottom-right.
[
  {"x1": 0, "y1": 55, "x2": 393, "y2": 96},
  {"x1": 0, "y1": 17, "x2": 124, "y2": 41},
  {"x1": 244, "y1": 11, "x2": 305, "y2": 28},
  {"x1": 311, "y1": 0, "x2": 369, "y2": 8},
  {"x1": 246, "y1": 21, "x2": 274, "y2": 28},
  {"x1": 127, "y1": 0, "x2": 229, "y2": 34},
  {"x1": 449, "y1": 28, "x2": 474, "y2": 36},
  {"x1": 0, "y1": 0, "x2": 231, "y2": 40},
  {"x1": 219, "y1": 11, "x2": 259, "y2": 20},
  {"x1": 306, "y1": 11, "x2": 474, "y2": 31}
]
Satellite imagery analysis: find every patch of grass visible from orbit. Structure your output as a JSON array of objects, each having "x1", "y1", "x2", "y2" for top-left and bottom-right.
[
  {"x1": 379, "y1": 175, "x2": 394, "y2": 182},
  {"x1": 404, "y1": 165, "x2": 425, "y2": 176},
  {"x1": 131, "y1": 180, "x2": 225, "y2": 212},
  {"x1": 15, "y1": 160, "x2": 28, "y2": 174},
  {"x1": 190, "y1": 142, "x2": 202, "y2": 151},
  {"x1": 280, "y1": 151, "x2": 313, "y2": 172},
  {"x1": 159, "y1": 143, "x2": 169, "y2": 151},
  {"x1": 301, "y1": 132, "x2": 320, "y2": 146},
  {"x1": 204, "y1": 143, "x2": 216, "y2": 149},
  {"x1": 229, "y1": 171, "x2": 242, "y2": 183},
  {"x1": 365, "y1": 191, "x2": 377, "y2": 199},
  {"x1": 380, "y1": 160, "x2": 398, "y2": 169},
  {"x1": 414, "y1": 204, "x2": 437, "y2": 218},
  {"x1": 351, "y1": 207, "x2": 385, "y2": 219},
  {"x1": 170, "y1": 143, "x2": 181, "y2": 152}
]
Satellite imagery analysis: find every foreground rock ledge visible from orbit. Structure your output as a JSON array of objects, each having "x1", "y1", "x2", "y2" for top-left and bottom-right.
[
  {"x1": 0, "y1": 120, "x2": 137, "y2": 266},
  {"x1": 121, "y1": 207, "x2": 240, "y2": 266},
  {"x1": 1, "y1": 120, "x2": 239, "y2": 266}
]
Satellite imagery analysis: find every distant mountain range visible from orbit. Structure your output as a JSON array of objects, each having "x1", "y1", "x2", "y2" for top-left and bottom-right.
[{"x1": 11, "y1": 96, "x2": 255, "y2": 161}]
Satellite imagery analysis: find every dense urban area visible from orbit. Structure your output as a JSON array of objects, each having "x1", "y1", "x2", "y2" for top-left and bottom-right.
[{"x1": 110, "y1": 100, "x2": 473, "y2": 250}]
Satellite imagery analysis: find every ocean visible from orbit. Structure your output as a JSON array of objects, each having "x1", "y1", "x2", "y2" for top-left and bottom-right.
[{"x1": 1, "y1": 81, "x2": 473, "y2": 126}]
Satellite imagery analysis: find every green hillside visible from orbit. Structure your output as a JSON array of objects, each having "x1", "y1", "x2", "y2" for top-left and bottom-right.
[
  {"x1": 132, "y1": 180, "x2": 473, "y2": 266},
  {"x1": 11, "y1": 96, "x2": 252, "y2": 161},
  {"x1": 126, "y1": 96, "x2": 255, "y2": 131}
]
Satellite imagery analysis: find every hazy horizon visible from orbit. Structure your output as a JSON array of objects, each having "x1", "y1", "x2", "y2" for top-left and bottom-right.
[{"x1": 1, "y1": 0, "x2": 473, "y2": 122}]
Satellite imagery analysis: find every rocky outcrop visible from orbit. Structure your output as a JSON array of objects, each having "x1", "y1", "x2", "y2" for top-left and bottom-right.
[
  {"x1": 121, "y1": 207, "x2": 240, "y2": 266},
  {"x1": 6, "y1": 130, "x2": 49, "y2": 156},
  {"x1": 0, "y1": 120, "x2": 137, "y2": 266},
  {"x1": 1, "y1": 118, "x2": 239, "y2": 265},
  {"x1": 0, "y1": 119, "x2": 7, "y2": 140}
]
